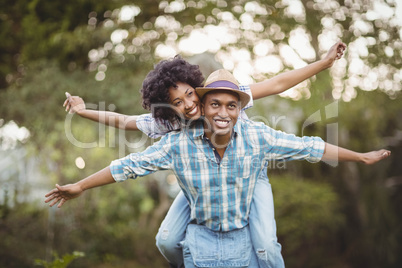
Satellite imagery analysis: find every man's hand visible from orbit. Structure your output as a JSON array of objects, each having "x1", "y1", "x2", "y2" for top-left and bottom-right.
[
  {"x1": 323, "y1": 41, "x2": 347, "y2": 67},
  {"x1": 63, "y1": 92, "x2": 86, "y2": 115},
  {"x1": 361, "y1": 149, "x2": 391, "y2": 165},
  {"x1": 45, "y1": 183, "x2": 83, "y2": 208},
  {"x1": 44, "y1": 167, "x2": 115, "y2": 208},
  {"x1": 323, "y1": 143, "x2": 391, "y2": 164}
]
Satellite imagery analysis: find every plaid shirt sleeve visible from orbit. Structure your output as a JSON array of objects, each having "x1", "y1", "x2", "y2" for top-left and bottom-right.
[
  {"x1": 110, "y1": 137, "x2": 173, "y2": 182},
  {"x1": 260, "y1": 125, "x2": 325, "y2": 163},
  {"x1": 135, "y1": 113, "x2": 181, "y2": 139},
  {"x1": 239, "y1": 84, "x2": 253, "y2": 110}
]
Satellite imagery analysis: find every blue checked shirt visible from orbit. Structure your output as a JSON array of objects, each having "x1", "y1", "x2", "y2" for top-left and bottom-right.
[
  {"x1": 136, "y1": 85, "x2": 253, "y2": 139},
  {"x1": 110, "y1": 119, "x2": 325, "y2": 232}
]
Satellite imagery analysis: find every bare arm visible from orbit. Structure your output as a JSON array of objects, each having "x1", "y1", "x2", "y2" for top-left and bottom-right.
[
  {"x1": 64, "y1": 92, "x2": 139, "y2": 131},
  {"x1": 44, "y1": 167, "x2": 115, "y2": 208},
  {"x1": 322, "y1": 143, "x2": 391, "y2": 165},
  {"x1": 250, "y1": 41, "x2": 346, "y2": 100}
]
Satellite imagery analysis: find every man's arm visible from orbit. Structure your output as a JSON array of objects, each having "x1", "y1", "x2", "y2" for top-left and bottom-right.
[
  {"x1": 250, "y1": 41, "x2": 346, "y2": 100},
  {"x1": 44, "y1": 167, "x2": 115, "y2": 208},
  {"x1": 262, "y1": 127, "x2": 390, "y2": 165},
  {"x1": 45, "y1": 133, "x2": 175, "y2": 208},
  {"x1": 322, "y1": 143, "x2": 391, "y2": 165},
  {"x1": 64, "y1": 92, "x2": 139, "y2": 131}
]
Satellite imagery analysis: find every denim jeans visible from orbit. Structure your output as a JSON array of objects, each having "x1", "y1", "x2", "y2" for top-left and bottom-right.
[
  {"x1": 249, "y1": 174, "x2": 285, "y2": 268},
  {"x1": 182, "y1": 224, "x2": 259, "y2": 268},
  {"x1": 155, "y1": 190, "x2": 191, "y2": 267},
  {"x1": 155, "y1": 166, "x2": 284, "y2": 267}
]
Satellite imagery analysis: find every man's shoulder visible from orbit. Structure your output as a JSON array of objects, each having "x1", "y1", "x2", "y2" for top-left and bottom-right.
[
  {"x1": 238, "y1": 118, "x2": 271, "y2": 132},
  {"x1": 237, "y1": 119, "x2": 278, "y2": 145}
]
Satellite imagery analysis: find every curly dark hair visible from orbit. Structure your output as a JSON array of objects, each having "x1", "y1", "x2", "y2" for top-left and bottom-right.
[{"x1": 141, "y1": 55, "x2": 204, "y2": 123}]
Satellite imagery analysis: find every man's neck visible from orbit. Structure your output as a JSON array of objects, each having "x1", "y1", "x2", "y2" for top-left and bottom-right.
[
  {"x1": 204, "y1": 131, "x2": 231, "y2": 144},
  {"x1": 204, "y1": 131, "x2": 232, "y2": 158}
]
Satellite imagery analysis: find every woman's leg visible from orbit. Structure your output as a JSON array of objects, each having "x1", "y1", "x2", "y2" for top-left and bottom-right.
[
  {"x1": 155, "y1": 190, "x2": 191, "y2": 267},
  {"x1": 249, "y1": 167, "x2": 285, "y2": 268}
]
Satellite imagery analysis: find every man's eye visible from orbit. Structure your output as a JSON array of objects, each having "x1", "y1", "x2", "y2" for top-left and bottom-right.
[{"x1": 211, "y1": 103, "x2": 218, "y2": 107}]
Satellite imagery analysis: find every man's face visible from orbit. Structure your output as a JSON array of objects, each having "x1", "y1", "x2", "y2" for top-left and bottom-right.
[
  {"x1": 202, "y1": 90, "x2": 240, "y2": 139},
  {"x1": 168, "y1": 82, "x2": 202, "y2": 121}
]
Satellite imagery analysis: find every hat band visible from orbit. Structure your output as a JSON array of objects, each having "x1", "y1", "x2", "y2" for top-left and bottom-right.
[{"x1": 205, "y1": 80, "x2": 238, "y2": 90}]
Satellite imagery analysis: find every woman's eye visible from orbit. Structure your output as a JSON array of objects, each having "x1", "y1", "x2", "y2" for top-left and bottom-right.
[
  {"x1": 175, "y1": 101, "x2": 182, "y2": 106},
  {"x1": 188, "y1": 91, "x2": 193, "y2": 96}
]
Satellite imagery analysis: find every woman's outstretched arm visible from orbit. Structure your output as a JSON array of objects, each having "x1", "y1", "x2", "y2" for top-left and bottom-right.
[{"x1": 250, "y1": 41, "x2": 346, "y2": 100}]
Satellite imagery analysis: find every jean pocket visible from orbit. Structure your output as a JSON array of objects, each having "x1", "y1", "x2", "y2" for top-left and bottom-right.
[{"x1": 186, "y1": 224, "x2": 251, "y2": 267}]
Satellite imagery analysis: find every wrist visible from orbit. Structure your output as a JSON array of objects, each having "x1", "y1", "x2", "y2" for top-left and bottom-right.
[
  {"x1": 361, "y1": 153, "x2": 373, "y2": 164},
  {"x1": 75, "y1": 181, "x2": 87, "y2": 192},
  {"x1": 320, "y1": 57, "x2": 333, "y2": 69},
  {"x1": 76, "y1": 108, "x2": 88, "y2": 117}
]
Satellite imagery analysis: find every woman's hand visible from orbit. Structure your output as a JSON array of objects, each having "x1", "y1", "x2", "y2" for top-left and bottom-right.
[
  {"x1": 63, "y1": 92, "x2": 86, "y2": 115},
  {"x1": 323, "y1": 41, "x2": 347, "y2": 67}
]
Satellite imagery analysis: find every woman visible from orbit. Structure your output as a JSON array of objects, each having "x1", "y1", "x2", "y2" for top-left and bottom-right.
[{"x1": 64, "y1": 41, "x2": 346, "y2": 267}]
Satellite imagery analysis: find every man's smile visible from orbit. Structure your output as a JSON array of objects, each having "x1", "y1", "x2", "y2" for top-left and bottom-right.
[{"x1": 213, "y1": 118, "x2": 231, "y2": 128}]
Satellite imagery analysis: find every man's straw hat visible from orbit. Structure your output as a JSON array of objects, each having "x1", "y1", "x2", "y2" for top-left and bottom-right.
[{"x1": 196, "y1": 69, "x2": 251, "y2": 109}]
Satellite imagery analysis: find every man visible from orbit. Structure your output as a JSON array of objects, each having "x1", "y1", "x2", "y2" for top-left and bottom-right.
[
  {"x1": 63, "y1": 41, "x2": 347, "y2": 268},
  {"x1": 46, "y1": 69, "x2": 390, "y2": 267}
]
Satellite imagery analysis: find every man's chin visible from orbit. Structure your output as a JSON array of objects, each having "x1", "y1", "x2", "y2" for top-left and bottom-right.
[{"x1": 212, "y1": 128, "x2": 231, "y2": 136}]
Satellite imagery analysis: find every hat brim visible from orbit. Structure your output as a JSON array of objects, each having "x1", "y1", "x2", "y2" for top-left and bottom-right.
[{"x1": 195, "y1": 87, "x2": 251, "y2": 109}]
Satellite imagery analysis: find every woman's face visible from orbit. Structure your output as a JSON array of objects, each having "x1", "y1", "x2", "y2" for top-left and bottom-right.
[{"x1": 168, "y1": 82, "x2": 202, "y2": 120}]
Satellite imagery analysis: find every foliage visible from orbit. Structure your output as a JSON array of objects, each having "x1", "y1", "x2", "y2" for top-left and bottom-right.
[
  {"x1": 0, "y1": 203, "x2": 48, "y2": 267},
  {"x1": 270, "y1": 175, "x2": 345, "y2": 268},
  {"x1": 35, "y1": 251, "x2": 85, "y2": 268},
  {"x1": 0, "y1": 179, "x2": 169, "y2": 267},
  {"x1": 0, "y1": 0, "x2": 130, "y2": 88}
]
